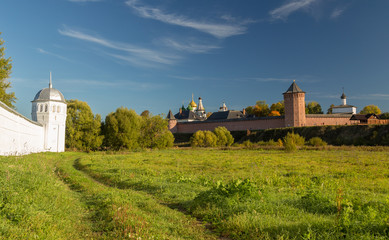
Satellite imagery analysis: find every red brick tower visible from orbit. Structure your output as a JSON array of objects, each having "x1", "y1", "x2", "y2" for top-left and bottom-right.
[
  {"x1": 283, "y1": 80, "x2": 306, "y2": 127},
  {"x1": 167, "y1": 109, "x2": 177, "y2": 133}
]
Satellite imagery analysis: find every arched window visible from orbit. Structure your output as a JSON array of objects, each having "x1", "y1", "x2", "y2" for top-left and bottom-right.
[
  {"x1": 53, "y1": 105, "x2": 56, "y2": 112},
  {"x1": 57, "y1": 106, "x2": 61, "y2": 113},
  {"x1": 40, "y1": 105, "x2": 43, "y2": 112},
  {"x1": 45, "y1": 105, "x2": 48, "y2": 112}
]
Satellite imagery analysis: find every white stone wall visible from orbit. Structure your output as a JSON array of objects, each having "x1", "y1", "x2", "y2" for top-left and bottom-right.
[{"x1": 0, "y1": 101, "x2": 45, "y2": 156}]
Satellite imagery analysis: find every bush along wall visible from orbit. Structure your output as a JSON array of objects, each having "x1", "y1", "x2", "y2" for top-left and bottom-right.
[
  {"x1": 241, "y1": 124, "x2": 389, "y2": 146},
  {"x1": 174, "y1": 124, "x2": 389, "y2": 146}
]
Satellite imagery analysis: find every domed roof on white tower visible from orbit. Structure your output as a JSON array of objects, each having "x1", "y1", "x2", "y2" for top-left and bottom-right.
[{"x1": 32, "y1": 72, "x2": 66, "y2": 103}]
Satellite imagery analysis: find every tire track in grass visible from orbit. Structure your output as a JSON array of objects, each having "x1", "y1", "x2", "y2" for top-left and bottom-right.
[
  {"x1": 72, "y1": 157, "x2": 231, "y2": 240},
  {"x1": 55, "y1": 155, "x2": 220, "y2": 240}
]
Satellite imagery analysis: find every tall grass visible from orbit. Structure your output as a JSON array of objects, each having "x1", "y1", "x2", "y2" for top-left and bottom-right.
[
  {"x1": 74, "y1": 149, "x2": 389, "y2": 239},
  {"x1": 1, "y1": 149, "x2": 388, "y2": 239}
]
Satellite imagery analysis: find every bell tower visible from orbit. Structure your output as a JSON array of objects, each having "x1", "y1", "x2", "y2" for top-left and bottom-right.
[
  {"x1": 283, "y1": 80, "x2": 306, "y2": 127},
  {"x1": 31, "y1": 72, "x2": 67, "y2": 152}
]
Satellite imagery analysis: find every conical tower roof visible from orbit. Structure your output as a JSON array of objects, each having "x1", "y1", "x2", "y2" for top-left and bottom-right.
[
  {"x1": 167, "y1": 109, "x2": 175, "y2": 120},
  {"x1": 283, "y1": 80, "x2": 305, "y2": 94},
  {"x1": 197, "y1": 97, "x2": 205, "y2": 111}
]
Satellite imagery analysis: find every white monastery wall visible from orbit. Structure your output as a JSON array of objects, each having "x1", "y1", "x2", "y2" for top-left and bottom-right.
[{"x1": 0, "y1": 101, "x2": 44, "y2": 156}]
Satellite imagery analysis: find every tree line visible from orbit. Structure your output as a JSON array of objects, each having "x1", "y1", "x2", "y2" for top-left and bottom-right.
[
  {"x1": 65, "y1": 100, "x2": 174, "y2": 151},
  {"x1": 245, "y1": 100, "x2": 386, "y2": 117}
]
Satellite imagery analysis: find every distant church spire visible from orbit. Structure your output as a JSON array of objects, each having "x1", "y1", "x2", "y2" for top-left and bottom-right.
[{"x1": 49, "y1": 72, "x2": 53, "y2": 88}]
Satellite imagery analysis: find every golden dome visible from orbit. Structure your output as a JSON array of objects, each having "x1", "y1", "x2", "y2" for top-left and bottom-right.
[
  {"x1": 190, "y1": 99, "x2": 197, "y2": 108},
  {"x1": 189, "y1": 94, "x2": 197, "y2": 108}
]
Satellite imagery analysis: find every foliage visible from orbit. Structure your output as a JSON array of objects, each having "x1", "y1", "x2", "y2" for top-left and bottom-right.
[
  {"x1": 270, "y1": 100, "x2": 284, "y2": 115},
  {"x1": 213, "y1": 126, "x2": 234, "y2": 146},
  {"x1": 380, "y1": 112, "x2": 389, "y2": 119},
  {"x1": 327, "y1": 104, "x2": 334, "y2": 114},
  {"x1": 306, "y1": 101, "x2": 323, "y2": 114},
  {"x1": 103, "y1": 107, "x2": 141, "y2": 150},
  {"x1": 140, "y1": 110, "x2": 150, "y2": 118},
  {"x1": 0, "y1": 33, "x2": 16, "y2": 108},
  {"x1": 268, "y1": 110, "x2": 281, "y2": 116},
  {"x1": 245, "y1": 100, "x2": 270, "y2": 117},
  {"x1": 190, "y1": 130, "x2": 217, "y2": 147},
  {"x1": 139, "y1": 115, "x2": 174, "y2": 149},
  {"x1": 360, "y1": 105, "x2": 381, "y2": 115},
  {"x1": 66, "y1": 99, "x2": 103, "y2": 151},
  {"x1": 307, "y1": 137, "x2": 327, "y2": 147},
  {"x1": 283, "y1": 132, "x2": 305, "y2": 152}
]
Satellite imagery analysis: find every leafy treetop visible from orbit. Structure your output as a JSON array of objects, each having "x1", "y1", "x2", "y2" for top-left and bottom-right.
[{"x1": 0, "y1": 33, "x2": 16, "y2": 109}]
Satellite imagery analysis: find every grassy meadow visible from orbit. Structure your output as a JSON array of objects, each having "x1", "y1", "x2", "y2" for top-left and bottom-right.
[{"x1": 0, "y1": 148, "x2": 388, "y2": 239}]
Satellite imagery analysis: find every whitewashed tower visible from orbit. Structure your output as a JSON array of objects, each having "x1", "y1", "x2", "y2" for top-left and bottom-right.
[{"x1": 31, "y1": 72, "x2": 67, "y2": 152}]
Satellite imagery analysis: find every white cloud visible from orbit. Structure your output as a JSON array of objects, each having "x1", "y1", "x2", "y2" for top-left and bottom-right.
[
  {"x1": 160, "y1": 38, "x2": 220, "y2": 53},
  {"x1": 63, "y1": 78, "x2": 163, "y2": 90},
  {"x1": 37, "y1": 48, "x2": 74, "y2": 63},
  {"x1": 58, "y1": 26, "x2": 179, "y2": 66},
  {"x1": 330, "y1": 7, "x2": 345, "y2": 19},
  {"x1": 270, "y1": 0, "x2": 319, "y2": 20},
  {"x1": 125, "y1": 0, "x2": 248, "y2": 39},
  {"x1": 68, "y1": 0, "x2": 101, "y2": 2}
]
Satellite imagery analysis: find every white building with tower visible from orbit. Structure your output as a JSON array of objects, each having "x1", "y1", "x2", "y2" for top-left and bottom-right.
[
  {"x1": 332, "y1": 91, "x2": 357, "y2": 114},
  {"x1": 0, "y1": 73, "x2": 67, "y2": 155}
]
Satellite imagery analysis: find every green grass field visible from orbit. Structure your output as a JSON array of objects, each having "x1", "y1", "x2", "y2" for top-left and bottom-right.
[{"x1": 1, "y1": 148, "x2": 388, "y2": 239}]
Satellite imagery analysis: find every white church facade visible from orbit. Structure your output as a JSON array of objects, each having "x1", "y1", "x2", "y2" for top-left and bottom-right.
[{"x1": 0, "y1": 73, "x2": 67, "y2": 156}]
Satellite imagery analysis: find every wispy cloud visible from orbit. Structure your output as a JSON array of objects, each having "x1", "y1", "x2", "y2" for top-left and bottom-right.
[
  {"x1": 160, "y1": 38, "x2": 220, "y2": 53},
  {"x1": 252, "y1": 77, "x2": 293, "y2": 83},
  {"x1": 63, "y1": 78, "x2": 163, "y2": 90},
  {"x1": 37, "y1": 48, "x2": 74, "y2": 63},
  {"x1": 125, "y1": 0, "x2": 248, "y2": 39},
  {"x1": 58, "y1": 26, "x2": 179, "y2": 66},
  {"x1": 330, "y1": 7, "x2": 346, "y2": 19},
  {"x1": 68, "y1": 0, "x2": 101, "y2": 2},
  {"x1": 270, "y1": 0, "x2": 319, "y2": 20}
]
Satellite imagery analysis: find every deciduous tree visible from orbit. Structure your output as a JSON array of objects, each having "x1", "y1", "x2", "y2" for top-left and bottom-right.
[
  {"x1": 213, "y1": 126, "x2": 234, "y2": 146},
  {"x1": 360, "y1": 105, "x2": 381, "y2": 115},
  {"x1": 0, "y1": 33, "x2": 16, "y2": 108},
  {"x1": 139, "y1": 115, "x2": 174, "y2": 149},
  {"x1": 104, "y1": 107, "x2": 141, "y2": 150},
  {"x1": 66, "y1": 99, "x2": 103, "y2": 151},
  {"x1": 306, "y1": 101, "x2": 323, "y2": 114},
  {"x1": 270, "y1": 101, "x2": 284, "y2": 115}
]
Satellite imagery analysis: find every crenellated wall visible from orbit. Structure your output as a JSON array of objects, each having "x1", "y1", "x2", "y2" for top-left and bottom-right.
[{"x1": 0, "y1": 101, "x2": 44, "y2": 156}]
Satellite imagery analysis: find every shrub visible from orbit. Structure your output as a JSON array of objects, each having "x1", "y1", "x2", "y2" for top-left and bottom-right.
[
  {"x1": 213, "y1": 127, "x2": 234, "y2": 146},
  {"x1": 308, "y1": 137, "x2": 327, "y2": 147},
  {"x1": 190, "y1": 130, "x2": 218, "y2": 147},
  {"x1": 283, "y1": 132, "x2": 305, "y2": 152}
]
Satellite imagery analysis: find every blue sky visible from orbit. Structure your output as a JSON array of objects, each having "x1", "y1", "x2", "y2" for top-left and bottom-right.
[{"x1": 1, "y1": 0, "x2": 389, "y2": 118}]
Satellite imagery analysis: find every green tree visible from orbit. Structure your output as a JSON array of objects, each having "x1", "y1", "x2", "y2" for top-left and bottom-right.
[
  {"x1": 380, "y1": 112, "x2": 389, "y2": 119},
  {"x1": 0, "y1": 33, "x2": 16, "y2": 108},
  {"x1": 245, "y1": 101, "x2": 270, "y2": 117},
  {"x1": 66, "y1": 100, "x2": 103, "y2": 151},
  {"x1": 306, "y1": 101, "x2": 323, "y2": 114},
  {"x1": 270, "y1": 101, "x2": 285, "y2": 115},
  {"x1": 104, "y1": 107, "x2": 141, "y2": 150},
  {"x1": 327, "y1": 104, "x2": 334, "y2": 114},
  {"x1": 190, "y1": 130, "x2": 218, "y2": 147},
  {"x1": 139, "y1": 115, "x2": 174, "y2": 149},
  {"x1": 360, "y1": 105, "x2": 381, "y2": 115},
  {"x1": 213, "y1": 126, "x2": 234, "y2": 146}
]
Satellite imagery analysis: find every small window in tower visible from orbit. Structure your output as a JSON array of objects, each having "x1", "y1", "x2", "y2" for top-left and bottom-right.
[
  {"x1": 53, "y1": 105, "x2": 56, "y2": 112},
  {"x1": 45, "y1": 105, "x2": 48, "y2": 112},
  {"x1": 40, "y1": 105, "x2": 43, "y2": 112},
  {"x1": 57, "y1": 106, "x2": 61, "y2": 113}
]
